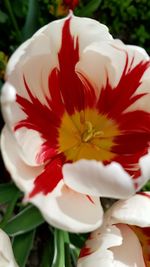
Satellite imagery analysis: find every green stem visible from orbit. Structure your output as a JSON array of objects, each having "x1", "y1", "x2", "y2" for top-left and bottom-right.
[
  {"x1": 4, "y1": 0, "x2": 21, "y2": 40},
  {"x1": 64, "y1": 232, "x2": 72, "y2": 267},
  {"x1": 52, "y1": 229, "x2": 65, "y2": 267}
]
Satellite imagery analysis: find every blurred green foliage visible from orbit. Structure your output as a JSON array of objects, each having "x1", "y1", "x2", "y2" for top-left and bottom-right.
[
  {"x1": 0, "y1": 0, "x2": 150, "y2": 84},
  {"x1": 0, "y1": 0, "x2": 150, "y2": 55},
  {"x1": 96, "y1": 0, "x2": 150, "y2": 53}
]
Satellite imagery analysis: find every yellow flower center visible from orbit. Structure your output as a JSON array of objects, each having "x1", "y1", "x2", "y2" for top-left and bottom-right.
[{"x1": 58, "y1": 108, "x2": 120, "y2": 162}]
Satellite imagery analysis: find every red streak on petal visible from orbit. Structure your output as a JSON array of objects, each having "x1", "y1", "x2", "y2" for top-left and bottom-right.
[
  {"x1": 79, "y1": 247, "x2": 92, "y2": 258},
  {"x1": 137, "y1": 192, "x2": 150, "y2": 199},
  {"x1": 58, "y1": 18, "x2": 87, "y2": 113},
  {"x1": 97, "y1": 53, "x2": 150, "y2": 178},
  {"x1": 97, "y1": 54, "x2": 150, "y2": 117},
  {"x1": 47, "y1": 68, "x2": 64, "y2": 116},
  {"x1": 29, "y1": 157, "x2": 63, "y2": 197},
  {"x1": 15, "y1": 76, "x2": 61, "y2": 164},
  {"x1": 86, "y1": 195, "x2": 95, "y2": 204}
]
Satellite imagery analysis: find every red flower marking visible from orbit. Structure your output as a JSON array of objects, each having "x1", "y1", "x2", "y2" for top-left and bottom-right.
[
  {"x1": 79, "y1": 247, "x2": 92, "y2": 258},
  {"x1": 15, "y1": 17, "x2": 150, "y2": 198},
  {"x1": 138, "y1": 192, "x2": 150, "y2": 199}
]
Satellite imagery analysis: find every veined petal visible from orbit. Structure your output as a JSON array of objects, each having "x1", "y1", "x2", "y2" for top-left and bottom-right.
[
  {"x1": 0, "y1": 229, "x2": 19, "y2": 267},
  {"x1": 63, "y1": 159, "x2": 135, "y2": 198},
  {"x1": 1, "y1": 126, "x2": 102, "y2": 232}
]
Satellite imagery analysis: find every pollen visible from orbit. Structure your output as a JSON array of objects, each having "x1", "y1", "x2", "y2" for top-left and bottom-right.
[{"x1": 58, "y1": 108, "x2": 120, "y2": 162}]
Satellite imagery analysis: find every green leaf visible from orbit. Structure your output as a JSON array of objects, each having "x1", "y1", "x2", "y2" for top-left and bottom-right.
[
  {"x1": 76, "y1": 0, "x2": 101, "y2": 17},
  {"x1": 22, "y1": 0, "x2": 39, "y2": 41},
  {"x1": 3, "y1": 204, "x2": 44, "y2": 236},
  {"x1": 0, "y1": 10, "x2": 8, "y2": 23},
  {"x1": 0, "y1": 190, "x2": 20, "y2": 228},
  {"x1": 13, "y1": 230, "x2": 35, "y2": 267},
  {"x1": 51, "y1": 229, "x2": 65, "y2": 267},
  {"x1": 0, "y1": 183, "x2": 21, "y2": 204}
]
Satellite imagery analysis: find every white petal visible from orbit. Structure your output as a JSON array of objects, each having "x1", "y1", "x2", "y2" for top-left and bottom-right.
[
  {"x1": 6, "y1": 39, "x2": 32, "y2": 78},
  {"x1": 31, "y1": 181, "x2": 103, "y2": 233},
  {"x1": 110, "y1": 224, "x2": 145, "y2": 267},
  {"x1": 77, "y1": 224, "x2": 121, "y2": 267},
  {"x1": 78, "y1": 224, "x2": 145, "y2": 267},
  {"x1": 63, "y1": 159, "x2": 135, "y2": 199},
  {"x1": 0, "y1": 229, "x2": 19, "y2": 267},
  {"x1": 106, "y1": 193, "x2": 150, "y2": 227},
  {"x1": 137, "y1": 152, "x2": 150, "y2": 190}
]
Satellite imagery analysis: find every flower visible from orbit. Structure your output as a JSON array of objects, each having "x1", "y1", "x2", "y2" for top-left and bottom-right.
[
  {"x1": 1, "y1": 13, "x2": 150, "y2": 232},
  {"x1": 78, "y1": 192, "x2": 150, "y2": 267},
  {"x1": 0, "y1": 228, "x2": 18, "y2": 267}
]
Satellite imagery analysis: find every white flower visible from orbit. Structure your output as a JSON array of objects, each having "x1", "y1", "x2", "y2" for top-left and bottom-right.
[
  {"x1": 78, "y1": 192, "x2": 150, "y2": 267},
  {"x1": 0, "y1": 229, "x2": 18, "y2": 267},
  {"x1": 1, "y1": 12, "x2": 150, "y2": 232}
]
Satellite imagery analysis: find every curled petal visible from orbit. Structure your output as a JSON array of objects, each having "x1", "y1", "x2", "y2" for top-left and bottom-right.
[
  {"x1": 31, "y1": 181, "x2": 103, "y2": 233},
  {"x1": 63, "y1": 159, "x2": 135, "y2": 198},
  {"x1": 78, "y1": 224, "x2": 145, "y2": 267},
  {"x1": 106, "y1": 192, "x2": 150, "y2": 227}
]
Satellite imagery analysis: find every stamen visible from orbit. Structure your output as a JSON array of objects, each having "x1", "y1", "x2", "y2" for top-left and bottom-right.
[{"x1": 81, "y1": 121, "x2": 104, "y2": 142}]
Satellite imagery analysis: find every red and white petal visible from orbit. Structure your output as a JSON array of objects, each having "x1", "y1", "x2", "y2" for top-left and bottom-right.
[
  {"x1": 106, "y1": 193, "x2": 150, "y2": 228},
  {"x1": 77, "y1": 39, "x2": 150, "y2": 95},
  {"x1": 78, "y1": 224, "x2": 145, "y2": 267},
  {"x1": 6, "y1": 14, "x2": 112, "y2": 100},
  {"x1": 0, "y1": 229, "x2": 19, "y2": 267},
  {"x1": 2, "y1": 15, "x2": 112, "y2": 167},
  {"x1": 1, "y1": 127, "x2": 102, "y2": 232},
  {"x1": 63, "y1": 159, "x2": 135, "y2": 199},
  {"x1": 1, "y1": 82, "x2": 45, "y2": 166},
  {"x1": 137, "y1": 152, "x2": 150, "y2": 190},
  {"x1": 110, "y1": 224, "x2": 146, "y2": 267},
  {"x1": 31, "y1": 181, "x2": 103, "y2": 233}
]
